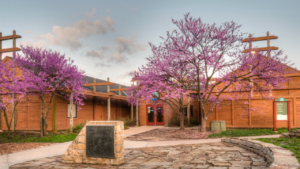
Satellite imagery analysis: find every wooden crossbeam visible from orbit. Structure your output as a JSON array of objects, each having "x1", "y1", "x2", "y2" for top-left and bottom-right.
[
  {"x1": 110, "y1": 88, "x2": 128, "y2": 91},
  {"x1": 0, "y1": 35, "x2": 22, "y2": 41},
  {"x1": 83, "y1": 82, "x2": 115, "y2": 87},
  {"x1": 0, "y1": 47, "x2": 21, "y2": 53},
  {"x1": 242, "y1": 35, "x2": 278, "y2": 43},
  {"x1": 242, "y1": 46, "x2": 278, "y2": 53}
]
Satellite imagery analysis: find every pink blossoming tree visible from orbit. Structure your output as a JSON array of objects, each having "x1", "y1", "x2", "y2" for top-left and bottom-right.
[
  {"x1": 127, "y1": 14, "x2": 296, "y2": 132},
  {"x1": 15, "y1": 46, "x2": 86, "y2": 137},
  {"x1": 0, "y1": 59, "x2": 33, "y2": 137}
]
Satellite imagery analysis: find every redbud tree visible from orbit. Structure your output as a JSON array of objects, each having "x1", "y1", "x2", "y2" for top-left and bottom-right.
[
  {"x1": 0, "y1": 59, "x2": 33, "y2": 137},
  {"x1": 128, "y1": 14, "x2": 295, "y2": 132},
  {"x1": 15, "y1": 46, "x2": 86, "y2": 137}
]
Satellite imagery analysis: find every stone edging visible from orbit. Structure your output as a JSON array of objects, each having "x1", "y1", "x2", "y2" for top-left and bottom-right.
[
  {"x1": 281, "y1": 128, "x2": 300, "y2": 138},
  {"x1": 221, "y1": 138, "x2": 300, "y2": 169}
]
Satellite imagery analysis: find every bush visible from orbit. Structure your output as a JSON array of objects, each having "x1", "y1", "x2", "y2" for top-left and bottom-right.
[
  {"x1": 117, "y1": 116, "x2": 136, "y2": 126},
  {"x1": 73, "y1": 123, "x2": 85, "y2": 133},
  {"x1": 168, "y1": 115, "x2": 199, "y2": 127}
]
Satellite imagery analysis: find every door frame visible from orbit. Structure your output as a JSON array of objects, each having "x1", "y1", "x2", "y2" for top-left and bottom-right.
[{"x1": 146, "y1": 104, "x2": 164, "y2": 125}]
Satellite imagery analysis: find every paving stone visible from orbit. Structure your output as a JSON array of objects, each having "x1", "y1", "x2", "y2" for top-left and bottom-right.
[
  {"x1": 9, "y1": 142, "x2": 273, "y2": 169},
  {"x1": 229, "y1": 161, "x2": 252, "y2": 167},
  {"x1": 252, "y1": 161, "x2": 268, "y2": 166}
]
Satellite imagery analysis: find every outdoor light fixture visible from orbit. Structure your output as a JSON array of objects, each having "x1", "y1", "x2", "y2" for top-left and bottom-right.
[{"x1": 251, "y1": 51, "x2": 255, "y2": 54}]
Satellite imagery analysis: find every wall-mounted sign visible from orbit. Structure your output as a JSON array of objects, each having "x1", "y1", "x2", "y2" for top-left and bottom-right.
[{"x1": 151, "y1": 92, "x2": 159, "y2": 101}]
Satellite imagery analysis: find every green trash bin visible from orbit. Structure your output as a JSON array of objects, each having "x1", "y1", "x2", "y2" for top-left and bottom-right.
[{"x1": 209, "y1": 120, "x2": 226, "y2": 132}]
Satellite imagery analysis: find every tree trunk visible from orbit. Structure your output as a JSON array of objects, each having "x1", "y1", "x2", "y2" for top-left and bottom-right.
[
  {"x1": 200, "y1": 117, "x2": 207, "y2": 132},
  {"x1": 3, "y1": 110, "x2": 11, "y2": 138},
  {"x1": 179, "y1": 111, "x2": 185, "y2": 130}
]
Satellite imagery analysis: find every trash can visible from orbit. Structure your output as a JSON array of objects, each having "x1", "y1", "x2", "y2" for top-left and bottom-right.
[{"x1": 209, "y1": 120, "x2": 226, "y2": 132}]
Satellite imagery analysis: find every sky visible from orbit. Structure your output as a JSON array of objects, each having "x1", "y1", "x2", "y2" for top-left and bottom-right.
[{"x1": 1, "y1": 0, "x2": 300, "y2": 86}]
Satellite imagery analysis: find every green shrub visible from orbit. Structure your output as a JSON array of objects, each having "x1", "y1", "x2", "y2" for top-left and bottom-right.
[
  {"x1": 168, "y1": 115, "x2": 199, "y2": 127},
  {"x1": 73, "y1": 123, "x2": 85, "y2": 133},
  {"x1": 117, "y1": 116, "x2": 136, "y2": 126}
]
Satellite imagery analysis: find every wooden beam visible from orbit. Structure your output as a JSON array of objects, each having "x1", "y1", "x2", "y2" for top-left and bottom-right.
[
  {"x1": 242, "y1": 46, "x2": 278, "y2": 53},
  {"x1": 83, "y1": 82, "x2": 115, "y2": 87},
  {"x1": 0, "y1": 47, "x2": 21, "y2": 53},
  {"x1": 0, "y1": 35, "x2": 22, "y2": 41},
  {"x1": 110, "y1": 88, "x2": 128, "y2": 91},
  {"x1": 242, "y1": 35, "x2": 278, "y2": 43}
]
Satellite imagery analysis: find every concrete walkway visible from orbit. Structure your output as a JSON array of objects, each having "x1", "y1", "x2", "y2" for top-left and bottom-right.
[{"x1": 0, "y1": 126, "x2": 281, "y2": 169}]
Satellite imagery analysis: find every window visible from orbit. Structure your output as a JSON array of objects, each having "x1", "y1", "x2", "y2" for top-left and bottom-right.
[
  {"x1": 184, "y1": 105, "x2": 193, "y2": 117},
  {"x1": 67, "y1": 104, "x2": 77, "y2": 118}
]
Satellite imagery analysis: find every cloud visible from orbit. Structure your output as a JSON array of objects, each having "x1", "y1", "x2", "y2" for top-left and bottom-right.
[
  {"x1": 101, "y1": 46, "x2": 110, "y2": 51},
  {"x1": 25, "y1": 30, "x2": 32, "y2": 34},
  {"x1": 108, "y1": 36, "x2": 146, "y2": 63},
  {"x1": 38, "y1": 11, "x2": 115, "y2": 51},
  {"x1": 19, "y1": 40, "x2": 48, "y2": 49},
  {"x1": 95, "y1": 62, "x2": 111, "y2": 67},
  {"x1": 109, "y1": 52, "x2": 127, "y2": 63},
  {"x1": 106, "y1": 9, "x2": 110, "y2": 13},
  {"x1": 100, "y1": 16, "x2": 115, "y2": 31},
  {"x1": 85, "y1": 8, "x2": 97, "y2": 19},
  {"x1": 86, "y1": 50, "x2": 104, "y2": 59}
]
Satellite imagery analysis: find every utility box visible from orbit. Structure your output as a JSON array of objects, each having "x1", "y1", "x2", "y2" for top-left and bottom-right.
[{"x1": 210, "y1": 120, "x2": 226, "y2": 132}]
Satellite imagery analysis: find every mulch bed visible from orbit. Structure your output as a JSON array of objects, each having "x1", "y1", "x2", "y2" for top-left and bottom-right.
[
  {"x1": 125, "y1": 128, "x2": 220, "y2": 141},
  {"x1": 0, "y1": 143, "x2": 56, "y2": 155}
]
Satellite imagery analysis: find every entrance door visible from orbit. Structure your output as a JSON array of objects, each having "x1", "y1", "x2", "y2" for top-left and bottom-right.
[{"x1": 146, "y1": 105, "x2": 164, "y2": 125}]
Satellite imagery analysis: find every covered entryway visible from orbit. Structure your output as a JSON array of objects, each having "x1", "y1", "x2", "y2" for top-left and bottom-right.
[{"x1": 146, "y1": 105, "x2": 164, "y2": 125}]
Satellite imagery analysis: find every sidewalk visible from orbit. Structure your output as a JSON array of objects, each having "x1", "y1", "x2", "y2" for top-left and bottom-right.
[{"x1": 0, "y1": 126, "x2": 281, "y2": 169}]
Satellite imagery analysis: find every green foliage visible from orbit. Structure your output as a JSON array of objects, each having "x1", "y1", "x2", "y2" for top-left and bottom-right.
[
  {"x1": 117, "y1": 116, "x2": 136, "y2": 126},
  {"x1": 256, "y1": 138, "x2": 300, "y2": 163},
  {"x1": 208, "y1": 128, "x2": 296, "y2": 138},
  {"x1": 168, "y1": 115, "x2": 199, "y2": 127},
  {"x1": 124, "y1": 126, "x2": 129, "y2": 129},
  {"x1": 73, "y1": 123, "x2": 84, "y2": 133},
  {"x1": 0, "y1": 131, "x2": 77, "y2": 143}
]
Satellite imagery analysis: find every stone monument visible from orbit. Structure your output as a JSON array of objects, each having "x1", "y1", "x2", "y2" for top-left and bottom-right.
[{"x1": 62, "y1": 121, "x2": 124, "y2": 165}]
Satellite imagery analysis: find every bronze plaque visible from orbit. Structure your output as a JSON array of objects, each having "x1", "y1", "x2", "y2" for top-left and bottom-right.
[{"x1": 86, "y1": 125, "x2": 115, "y2": 158}]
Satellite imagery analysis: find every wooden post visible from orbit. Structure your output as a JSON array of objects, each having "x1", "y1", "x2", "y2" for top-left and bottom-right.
[
  {"x1": 249, "y1": 99, "x2": 251, "y2": 126},
  {"x1": 166, "y1": 90, "x2": 169, "y2": 126},
  {"x1": 12, "y1": 30, "x2": 16, "y2": 132},
  {"x1": 232, "y1": 100, "x2": 234, "y2": 126},
  {"x1": 70, "y1": 92, "x2": 73, "y2": 133},
  {"x1": 187, "y1": 95, "x2": 190, "y2": 126},
  {"x1": 293, "y1": 97, "x2": 296, "y2": 126},
  {"x1": 107, "y1": 77, "x2": 111, "y2": 121},
  {"x1": 136, "y1": 81, "x2": 139, "y2": 126},
  {"x1": 267, "y1": 31, "x2": 272, "y2": 97},
  {"x1": 52, "y1": 94, "x2": 57, "y2": 133},
  {"x1": 131, "y1": 84, "x2": 133, "y2": 120},
  {"x1": 93, "y1": 78, "x2": 96, "y2": 120},
  {"x1": 119, "y1": 84, "x2": 121, "y2": 119}
]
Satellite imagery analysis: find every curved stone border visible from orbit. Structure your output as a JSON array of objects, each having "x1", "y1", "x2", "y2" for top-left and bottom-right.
[{"x1": 221, "y1": 138, "x2": 300, "y2": 169}]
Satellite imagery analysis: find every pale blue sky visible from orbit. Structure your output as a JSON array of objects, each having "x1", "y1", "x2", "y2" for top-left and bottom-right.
[{"x1": 1, "y1": 0, "x2": 299, "y2": 85}]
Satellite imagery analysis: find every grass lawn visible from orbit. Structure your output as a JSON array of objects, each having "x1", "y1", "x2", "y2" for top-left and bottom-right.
[
  {"x1": 256, "y1": 137, "x2": 300, "y2": 163},
  {"x1": 208, "y1": 128, "x2": 296, "y2": 138},
  {"x1": 0, "y1": 123, "x2": 84, "y2": 143}
]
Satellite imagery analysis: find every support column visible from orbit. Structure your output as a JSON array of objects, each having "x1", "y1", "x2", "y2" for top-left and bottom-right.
[
  {"x1": 107, "y1": 77, "x2": 111, "y2": 121},
  {"x1": 93, "y1": 78, "x2": 96, "y2": 121},
  {"x1": 119, "y1": 84, "x2": 121, "y2": 118},
  {"x1": 167, "y1": 100, "x2": 169, "y2": 127},
  {"x1": 12, "y1": 30, "x2": 16, "y2": 132},
  {"x1": 52, "y1": 94, "x2": 57, "y2": 133},
  {"x1": 187, "y1": 95, "x2": 190, "y2": 126},
  {"x1": 70, "y1": 92, "x2": 74, "y2": 133},
  {"x1": 136, "y1": 82, "x2": 139, "y2": 126},
  {"x1": 131, "y1": 84, "x2": 133, "y2": 120}
]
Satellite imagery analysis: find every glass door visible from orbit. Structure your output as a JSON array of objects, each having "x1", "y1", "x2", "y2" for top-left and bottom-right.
[
  {"x1": 146, "y1": 105, "x2": 155, "y2": 125},
  {"x1": 146, "y1": 105, "x2": 164, "y2": 125}
]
